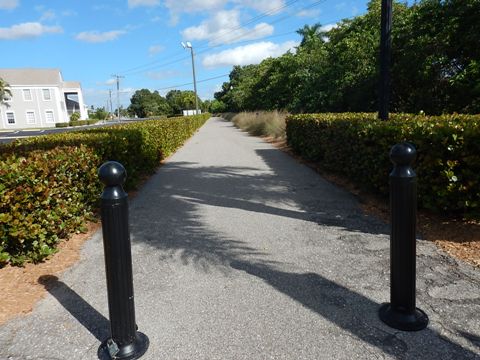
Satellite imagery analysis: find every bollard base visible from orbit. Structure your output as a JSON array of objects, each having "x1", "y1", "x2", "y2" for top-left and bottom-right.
[
  {"x1": 99, "y1": 332, "x2": 149, "y2": 360},
  {"x1": 379, "y1": 303, "x2": 428, "y2": 331}
]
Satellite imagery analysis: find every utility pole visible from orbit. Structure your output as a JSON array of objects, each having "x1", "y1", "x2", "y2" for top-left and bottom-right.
[
  {"x1": 181, "y1": 42, "x2": 199, "y2": 115},
  {"x1": 109, "y1": 89, "x2": 113, "y2": 119},
  {"x1": 379, "y1": 0, "x2": 392, "y2": 121},
  {"x1": 111, "y1": 75, "x2": 124, "y2": 121}
]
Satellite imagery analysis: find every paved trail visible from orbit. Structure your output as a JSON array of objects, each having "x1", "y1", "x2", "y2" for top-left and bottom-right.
[{"x1": 0, "y1": 117, "x2": 479, "y2": 359}]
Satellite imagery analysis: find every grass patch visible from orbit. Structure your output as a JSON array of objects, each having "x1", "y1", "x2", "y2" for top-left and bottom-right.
[{"x1": 225, "y1": 111, "x2": 288, "y2": 139}]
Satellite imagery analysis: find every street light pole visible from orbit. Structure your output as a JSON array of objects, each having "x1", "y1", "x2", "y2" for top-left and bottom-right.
[
  {"x1": 112, "y1": 74, "x2": 124, "y2": 121},
  {"x1": 182, "y1": 42, "x2": 199, "y2": 115},
  {"x1": 379, "y1": 0, "x2": 392, "y2": 121}
]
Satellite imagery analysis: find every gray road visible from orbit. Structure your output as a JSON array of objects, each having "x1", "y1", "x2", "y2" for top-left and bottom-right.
[{"x1": 0, "y1": 117, "x2": 479, "y2": 359}]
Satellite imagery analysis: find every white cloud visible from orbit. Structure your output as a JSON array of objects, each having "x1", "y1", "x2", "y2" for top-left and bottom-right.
[
  {"x1": 128, "y1": 0, "x2": 160, "y2": 8},
  {"x1": 297, "y1": 9, "x2": 321, "y2": 18},
  {"x1": 203, "y1": 40, "x2": 298, "y2": 68},
  {"x1": 164, "y1": 0, "x2": 227, "y2": 25},
  {"x1": 234, "y1": 0, "x2": 285, "y2": 14},
  {"x1": 182, "y1": 9, "x2": 273, "y2": 46},
  {"x1": 39, "y1": 10, "x2": 56, "y2": 21},
  {"x1": 321, "y1": 23, "x2": 337, "y2": 32},
  {"x1": 148, "y1": 44, "x2": 164, "y2": 56},
  {"x1": 0, "y1": 0, "x2": 18, "y2": 10},
  {"x1": 0, "y1": 22, "x2": 62, "y2": 40},
  {"x1": 76, "y1": 30, "x2": 126, "y2": 43},
  {"x1": 165, "y1": 0, "x2": 226, "y2": 12}
]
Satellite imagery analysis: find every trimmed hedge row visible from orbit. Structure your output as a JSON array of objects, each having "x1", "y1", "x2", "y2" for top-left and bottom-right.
[
  {"x1": 69, "y1": 119, "x2": 100, "y2": 127},
  {"x1": 0, "y1": 114, "x2": 210, "y2": 266},
  {"x1": 55, "y1": 119, "x2": 100, "y2": 128},
  {"x1": 286, "y1": 113, "x2": 480, "y2": 217}
]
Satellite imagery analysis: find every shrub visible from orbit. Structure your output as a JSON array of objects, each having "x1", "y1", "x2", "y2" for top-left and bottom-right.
[
  {"x1": 229, "y1": 111, "x2": 288, "y2": 139},
  {"x1": 69, "y1": 119, "x2": 88, "y2": 127},
  {"x1": 0, "y1": 146, "x2": 101, "y2": 266},
  {"x1": 70, "y1": 112, "x2": 81, "y2": 122},
  {"x1": 0, "y1": 114, "x2": 210, "y2": 266},
  {"x1": 55, "y1": 122, "x2": 69, "y2": 128},
  {"x1": 286, "y1": 113, "x2": 480, "y2": 217}
]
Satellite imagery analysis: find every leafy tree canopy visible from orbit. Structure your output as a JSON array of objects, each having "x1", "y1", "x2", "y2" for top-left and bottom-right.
[
  {"x1": 128, "y1": 89, "x2": 171, "y2": 118},
  {"x1": 0, "y1": 78, "x2": 11, "y2": 105},
  {"x1": 215, "y1": 0, "x2": 480, "y2": 115},
  {"x1": 166, "y1": 89, "x2": 202, "y2": 115}
]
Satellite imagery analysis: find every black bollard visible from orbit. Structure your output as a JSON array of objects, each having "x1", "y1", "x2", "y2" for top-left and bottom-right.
[
  {"x1": 98, "y1": 161, "x2": 149, "y2": 359},
  {"x1": 379, "y1": 143, "x2": 429, "y2": 331}
]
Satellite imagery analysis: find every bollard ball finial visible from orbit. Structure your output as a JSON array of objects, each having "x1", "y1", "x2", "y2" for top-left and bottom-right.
[
  {"x1": 98, "y1": 161, "x2": 127, "y2": 187},
  {"x1": 390, "y1": 142, "x2": 416, "y2": 167}
]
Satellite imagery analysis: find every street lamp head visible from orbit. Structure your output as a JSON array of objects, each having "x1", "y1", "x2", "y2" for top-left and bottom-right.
[
  {"x1": 181, "y1": 42, "x2": 186, "y2": 49},
  {"x1": 186, "y1": 41, "x2": 192, "y2": 48}
]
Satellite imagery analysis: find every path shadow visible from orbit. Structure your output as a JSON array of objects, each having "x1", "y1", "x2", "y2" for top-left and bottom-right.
[
  {"x1": 38, "y1": 275, "x2": 109, "y2": 343},
  {"x1": 130, "y1": 119, "x2": 389, "y2": 268},
  {"x1": 230, "y1": 261, "x2": 479, "y2": 359},
  {"x1": 126, "y1": 119, "x2": 478, "y2": 358}
]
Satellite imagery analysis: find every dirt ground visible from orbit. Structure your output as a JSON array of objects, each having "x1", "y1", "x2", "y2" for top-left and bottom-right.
[
  {"x1": 0, "y1": 137, "x2": 478, "y2": 326},
  {"x1": 0, "y1": 222, "x2": 101, "y2": 325}
]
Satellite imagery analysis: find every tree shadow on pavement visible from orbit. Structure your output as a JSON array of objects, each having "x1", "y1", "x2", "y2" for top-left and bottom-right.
[
  {"x1": 125, "y1": 120, "x2": 478, "y2": 358},
  {"x1": 129, "y1": 155, "x2": 389, "y2": 272},
  {"x1": 230, "y1": 260, "x2": 480, "y2": 360}
]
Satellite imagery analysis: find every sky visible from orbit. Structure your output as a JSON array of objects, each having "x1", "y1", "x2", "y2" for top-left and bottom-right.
[{"x1": 0, "y1": 0, "x2": 368, "y2": 109}]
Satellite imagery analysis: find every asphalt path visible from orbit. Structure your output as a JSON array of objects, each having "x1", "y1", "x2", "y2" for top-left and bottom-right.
[{"x1": 0, "y1": 117, "x2": 478, "y2": 359}]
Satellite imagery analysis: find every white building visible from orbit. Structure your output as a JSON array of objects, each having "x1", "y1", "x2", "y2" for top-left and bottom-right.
[{"x1": 0, "y1": 68, "x2": 87, "y2": 130}]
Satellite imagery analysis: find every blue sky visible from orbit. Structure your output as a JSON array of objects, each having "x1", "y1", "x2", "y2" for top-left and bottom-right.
[{"x1": 0, "y1": 0, "x2": 368, "y2": 108}]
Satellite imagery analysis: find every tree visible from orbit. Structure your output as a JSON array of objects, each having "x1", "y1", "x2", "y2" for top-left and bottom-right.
[
  {"x1": 391, "y1": 0, "x2": 480, "y2": 114},
  {"x1": 208, "y1": 99, "x2": 227, "y2": 113},
  {"x1": 128, "y1": 89, "x2": 171, "y2": 118},
  {"x1": 89, "y1": 107, "x2": 109, "y2": 120},
  {"x1": 165, "y1": 89, "x2": 203, "y2": 115},
  {"x1": 0, "y1": 78, "x2": 11, "y2": 105},
  {"x1": 296, "y1": 23, "x2": 326, "y2": 48},
  {"x1": 216, "y1": 0, "x2": 480, "y2": 115}
]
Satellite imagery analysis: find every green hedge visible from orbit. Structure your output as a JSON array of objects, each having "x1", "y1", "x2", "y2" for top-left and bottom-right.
[
  {"x1": 69, "y1": 119, "x2": 99, "y2": 127},
  {"x1": 286, "y1": 113, "x2": 480, "y2": 217},
  {"x1": 0, "y1": 114, "x2": 210, "y2": 266}
]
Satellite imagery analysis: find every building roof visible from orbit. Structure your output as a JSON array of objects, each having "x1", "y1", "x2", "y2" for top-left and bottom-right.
[
  {"x1": 63, "y1": 81, "x2": 81, "y2": 89},
  {"x1": 0, "y1": 68, "x2": 64, "y2": 86}
]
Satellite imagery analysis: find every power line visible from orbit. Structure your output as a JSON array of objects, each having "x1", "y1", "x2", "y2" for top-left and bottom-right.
[
  {"x1": 155, "y1": 74, "x2": 230, "y2": 91},
  {"x1": 144, "y1": 0, "x2": 326, "y2": 75},
  {"x1": 117, "y1": 0, "x2": 304, "y2": 76},
  {"x1": 117, "y1": 0, "x2": 360, "y2": 97},
  {"x1": 193, "y1": 0, "x2": 301, "y2": 50},
  {"x1": 124, "y1": 31, "x2": 299, "y2": 78}
]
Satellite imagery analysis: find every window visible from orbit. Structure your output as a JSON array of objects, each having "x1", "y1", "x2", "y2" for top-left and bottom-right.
[
  {"x1": 23, "y1": 89, "x2": 32, "y2": 101},
  {"x1": 42, "y1": 89, "x2": 51, "y2": 101},
  {"x1": 26, "y1": 111, "x2": 36, "y2": 124},
  {"x1": 45, "y1": 110, "x2": 55, "y2": 123},
  {"x1": 6, "y1": 112, "x2": 15, "y2": 124}
]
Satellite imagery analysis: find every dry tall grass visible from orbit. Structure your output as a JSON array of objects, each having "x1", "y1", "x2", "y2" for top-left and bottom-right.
[{"x1": 223, "y1": 111, "x2": 288, "y2": 139}]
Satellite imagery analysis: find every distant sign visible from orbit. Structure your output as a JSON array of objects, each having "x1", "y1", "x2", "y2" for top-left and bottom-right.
[{"x1": 182, "y1": 109, "x2": 201, "y2": 116}]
